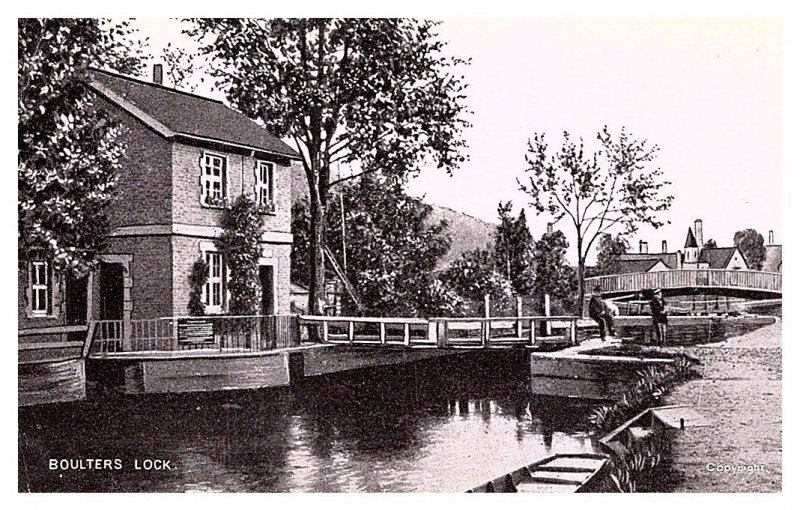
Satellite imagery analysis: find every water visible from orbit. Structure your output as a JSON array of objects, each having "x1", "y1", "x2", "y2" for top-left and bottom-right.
[{"x1": 19, "y1": 353, "x2": 596, "y2": 492}]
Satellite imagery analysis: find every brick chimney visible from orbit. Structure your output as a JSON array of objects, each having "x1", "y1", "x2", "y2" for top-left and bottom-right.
[
  {"x1": 694, "y1": 219, "x2": 703, "y2": 247},
  {"x1": 153, "y1": 64, "x2": 163, "y2": 85},
  {"x1": 769, "y1": 230, "x2": 774, "y2": 244},
  {"x1": 639, "y1": 240, "x2": 648, "y2": 254},
  {"x1": 662, "y1": 240, "x2": 668, "y2": 253}
]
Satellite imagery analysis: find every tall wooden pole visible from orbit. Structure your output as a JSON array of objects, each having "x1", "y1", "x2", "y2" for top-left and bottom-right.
[
  {"x1": 339, "y1": 189, "x2": 347, "y2": 274},
  {"x1": 544, "y1": 293, "x2": 552, "y2": 335}
]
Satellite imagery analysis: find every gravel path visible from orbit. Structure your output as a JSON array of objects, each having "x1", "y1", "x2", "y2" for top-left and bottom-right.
[{"x1": 660, "y1": 319, "x2": 782, "y2": 492}]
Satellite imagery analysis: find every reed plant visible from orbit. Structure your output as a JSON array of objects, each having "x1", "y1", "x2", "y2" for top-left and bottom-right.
[
  {"x1": 591, "y1": 352, "x2": 700, "y2": 492},
  {"x1": 589, "y1": 353, "x2": 700, "y2": 434}
]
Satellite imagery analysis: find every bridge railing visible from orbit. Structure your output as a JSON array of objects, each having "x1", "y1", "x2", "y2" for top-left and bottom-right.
[
  {"x1": 585, "y1": 269, "x2": 782, "y2": 294},
  {"x1": 298, "y1": 315, "x2": 580, "y2": 349},
  {"x1": 297, "y1": 315, "x2": 434, "y2": 347},
  {"x1": 429, "y1": 316, "x2": 579, "y2": 348}
]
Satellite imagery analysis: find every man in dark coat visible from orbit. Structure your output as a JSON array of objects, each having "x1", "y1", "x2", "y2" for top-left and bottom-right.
[
  {"x1": 589, "y1": 285, "x2": 615, "y2": 341},
  {"x1": 650, "y1": 288, "x2": 668, "y2": 346}
]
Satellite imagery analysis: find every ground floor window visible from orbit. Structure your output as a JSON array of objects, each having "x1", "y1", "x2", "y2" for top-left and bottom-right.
[
  {"x1": 203, "y1": 251, "x2": 225, "y2": 313},
  {"x1": 29, "y1": 260, "x2": 51, "y2": 316}
]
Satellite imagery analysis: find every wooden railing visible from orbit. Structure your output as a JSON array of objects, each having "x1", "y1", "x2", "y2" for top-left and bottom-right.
[
  {"x1": 430, "y1": 316, "x2": 578, "y2": 348},
  {"x1": 585, "y1": 270, "x2": 782, "y2": 294},
  {"x1": 299, "y1": 315, "x2": 580, "y2": 349},
  {"x1": 298, "y1": 316, "x2": 433, "y2": 347},
  {"x1": 18, "y1": 324, "x2": 92, "y2": 361}
]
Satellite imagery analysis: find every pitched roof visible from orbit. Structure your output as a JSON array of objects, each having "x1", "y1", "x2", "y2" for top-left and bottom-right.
[
  {"x1": 684, "y1": 228, "x2": 698, "y2": 248},
  {"x1": 616, "y1": 252, "x2": 679, "y2": 269},
  {"x1": 763, "y1": 245, "x2": 782, "y2": 272},
  {"x1": 614, "y1": 258, "x2": 669, "y2": 274},
  {"x1": 87, "y1": 68, "x2": 299, "y2": 159},
  {"x1": 699, "y1": 247, "x2": 739, "y2": 269}
]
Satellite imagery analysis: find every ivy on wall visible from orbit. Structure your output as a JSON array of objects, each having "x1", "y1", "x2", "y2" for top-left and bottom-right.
[
  {"x1": 217, "y1": 195, "x2": 264, "y2": 315},
  {"x1": 188, "y1": 257, "x2": 208, "y2": 316}
]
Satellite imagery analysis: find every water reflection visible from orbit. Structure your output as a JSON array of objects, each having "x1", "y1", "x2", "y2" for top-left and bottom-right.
[{"x1": 20, "y1": 353, "x2": 596, "y2": 492}]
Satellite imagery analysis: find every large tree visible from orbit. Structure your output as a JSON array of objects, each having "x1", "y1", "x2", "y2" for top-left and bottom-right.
[
  {"x1": 292, "y1": 176, "x2": 462, "y2": 317},
  {"x1": 519, "y1": 127, "x2": 673, "y2": 315},
  {"x1": 189, "y1": 19, "x2": 469, "y2": 315},
  {"x1": 18, "y1": 18, "x2": 146, "y2": 275},
  {"x1": 733, "y1": 229, "x2": 766, "y2": 270},
  {"x1": 595, "y1": 233, "x2": 630, "y2": 275},
  {"x1": 494, "y1": 202, "x2": 535, "y2": 295}
]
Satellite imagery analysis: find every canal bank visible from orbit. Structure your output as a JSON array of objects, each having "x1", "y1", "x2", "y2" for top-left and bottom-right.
[
  {"x1": 657, "y1": 318, "x2": 782, "y2": 492},
  {"x1": 530, "y1": 339, "x2": 676, "y2": 401}
]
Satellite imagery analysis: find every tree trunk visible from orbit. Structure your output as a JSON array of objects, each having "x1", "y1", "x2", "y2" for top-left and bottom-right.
[
  {"x1": 576, "y1": 232, "x2": 586, "y2": 317},
  {"x1": 307, "y1": 194, "x2": 326, "y2": 317},
  {"x1": 577, "y1": 257, "x2": 586, "y2": 318}
]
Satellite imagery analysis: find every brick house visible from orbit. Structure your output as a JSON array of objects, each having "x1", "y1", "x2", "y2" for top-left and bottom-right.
[
  {"x1": 19, "y1": 66, "x2": 299, "y2": 348},
  {"x1": 610, "y1": 219, "x2": 749, "y2": 274}
]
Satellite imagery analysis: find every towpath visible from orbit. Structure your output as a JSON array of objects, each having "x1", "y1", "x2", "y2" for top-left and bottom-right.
[{"x1": 662, "y1": 318, "x2": 781, "y2": 492}]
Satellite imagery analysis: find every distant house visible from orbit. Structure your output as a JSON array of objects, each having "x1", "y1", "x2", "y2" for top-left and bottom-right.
[
  {"x1": 609, "y1": 219, "x2": 750, "y2": 274},
  {"x1": 19, "y1": 66, "x2": 301, "y2": 347},
  {"x1": 613, "y1": 257, "x2": 672, "y2": 274}
]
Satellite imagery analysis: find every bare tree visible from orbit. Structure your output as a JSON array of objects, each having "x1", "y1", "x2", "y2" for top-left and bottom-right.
[{"x1": 519, "y1": 127, "x2": 673, "y2": 314}]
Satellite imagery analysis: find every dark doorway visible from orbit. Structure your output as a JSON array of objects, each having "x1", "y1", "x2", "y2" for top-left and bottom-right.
[
  {"x1": 99, "y1": 262, "x2": 125, "y2": 321},
  {"x1": 259, "y1": 265, "x2": 275, "y2": 316},
  {"x1": 65, "y1": 274, "x2": 89, "y2": 325},
  {"x1": 65, "y1": 274, "x2": 89, "y2": 342}
]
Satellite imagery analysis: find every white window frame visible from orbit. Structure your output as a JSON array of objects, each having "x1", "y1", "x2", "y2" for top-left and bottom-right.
[
  {"x1": 255, "y1": 160, "x2": 275, "y2": 212},
  {"x1": 29, "y1": 260, "x2": 51, "y2": 317},
  {"x1": 200, "y1": 152, "x2": 227, "y2": 207},
  {"x1": 202, "y1": 251, "x2": 225, "y2": 314}
]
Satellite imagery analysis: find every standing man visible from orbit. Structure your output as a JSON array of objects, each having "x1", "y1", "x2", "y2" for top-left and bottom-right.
[
  {"x1": 650, "y1": 288, "x2": 668, "y2": 346},
  {"x1": 589, "y1": 285, "x2": 616, "y2": 341}
]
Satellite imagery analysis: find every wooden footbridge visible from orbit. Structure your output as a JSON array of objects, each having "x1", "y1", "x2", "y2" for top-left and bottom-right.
[
  {"x1": 81, "y1": 314, "x2": 581, "y2": 357},
  {"x1": 20, "y1": 314, "x2": 580, "y2": 403},
  {"x1": 585, "y1": 269, "x2": 782, "y2": 300}
]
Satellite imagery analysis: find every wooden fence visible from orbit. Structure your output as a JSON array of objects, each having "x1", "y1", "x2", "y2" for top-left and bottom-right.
[{"x1": 586, "y1": 270, "x2": 782, "y2": 295}]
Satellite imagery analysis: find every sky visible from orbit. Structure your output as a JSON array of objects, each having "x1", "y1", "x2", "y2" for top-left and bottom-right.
[{"x1": 129, "y1": 18, "x2": 781, "y2": 264}]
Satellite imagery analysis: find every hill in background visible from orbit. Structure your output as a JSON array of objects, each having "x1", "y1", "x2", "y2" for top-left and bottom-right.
[
  {"x1": 424, "y1": 205, "x2": 496, "y2": 269},
  {"x1": 291, "y1": 166, "x2": 496, "y2": 270}
]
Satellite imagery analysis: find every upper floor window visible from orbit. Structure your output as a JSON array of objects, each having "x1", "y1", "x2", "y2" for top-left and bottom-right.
[
  {"x1": 203, "y1": 251, "x2": 225, "y2": 313},
  {"x1": 29, "y1": 260, "x2": 51, "y2": 316},
  {"x1": 201, "y1": 153, "x2": 226, "y2": 207},
  {"x1": 255, "y1": 161, "x2": 274, "y2": 212}
]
